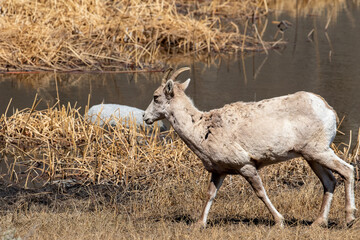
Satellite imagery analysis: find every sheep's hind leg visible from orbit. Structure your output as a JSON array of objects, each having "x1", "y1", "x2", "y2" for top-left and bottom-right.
[
  {"x1": 304, "y1": 148, "x2": 356, "y2": 227},
  {"x1": 306, "y1": 161, "x2": 336, "y2": 227},
  {"x1": 240, "y1": 164, "x2": 285, "y2": 227},
  {"x1": 196, "y1": 172, "x2": 226, "y2": 228}
]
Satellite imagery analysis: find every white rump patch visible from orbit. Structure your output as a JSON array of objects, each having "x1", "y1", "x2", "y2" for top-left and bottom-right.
[{"x1": 307, "y1": 93, "x2": 337, "y2": 141}]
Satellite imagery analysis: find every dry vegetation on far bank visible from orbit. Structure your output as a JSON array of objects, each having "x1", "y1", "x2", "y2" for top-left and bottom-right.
[
  {"x1": 0, "y1": 0, "x2": 280, "y2": 72},
  {"x1": 1, "y1": 0, "x2": 358, "y2": 72},
  {"x1": 0, "y1": 103, "x2": 359, "y2": 239}
]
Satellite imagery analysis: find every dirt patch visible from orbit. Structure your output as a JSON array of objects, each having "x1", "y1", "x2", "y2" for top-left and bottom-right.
[{"x1": 0, "y1": 179, "x2": 133, "y2": 214}]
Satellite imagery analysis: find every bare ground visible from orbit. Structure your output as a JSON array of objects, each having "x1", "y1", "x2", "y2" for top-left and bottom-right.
[{"x1": 1, "y1": 166, "x2": 360, "y2": 239}]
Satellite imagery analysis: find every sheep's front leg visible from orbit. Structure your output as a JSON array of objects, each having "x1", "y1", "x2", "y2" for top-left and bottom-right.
[
  {"x1": 240, "y1": 164, "x2": 285, "y2": 227},
  {"x1": 196, "y1": 172, "x2": 226, "y2": 228}
]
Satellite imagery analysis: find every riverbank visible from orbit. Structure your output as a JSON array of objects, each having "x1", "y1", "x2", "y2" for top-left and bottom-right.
[{"x1": 0, "y1": 0, "x2": 282, "y2": 72}]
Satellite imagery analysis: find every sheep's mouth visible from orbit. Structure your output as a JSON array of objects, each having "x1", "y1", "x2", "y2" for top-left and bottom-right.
[{"x1": 144, "y1": 118, "x2": 154, "y2": 125}]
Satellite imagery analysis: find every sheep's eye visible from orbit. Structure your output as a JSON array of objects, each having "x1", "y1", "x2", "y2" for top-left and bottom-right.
[{"x1": 153, "y1": 95, "x2": 160, "y2": 103}]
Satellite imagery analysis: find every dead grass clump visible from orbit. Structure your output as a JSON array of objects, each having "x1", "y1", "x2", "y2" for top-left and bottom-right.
[
  {"x1": 0, "y1": 0, "x2": 281, "y2": 72},
  {"x1": 0, "y1": 99, "x2": 203, "y2": 188},
  {"x1": 0, "y1": 102, "x2": 359, "y2": 239},
  {"x1": 0, "y1": 101, "x2": 358, "y2": 192}
]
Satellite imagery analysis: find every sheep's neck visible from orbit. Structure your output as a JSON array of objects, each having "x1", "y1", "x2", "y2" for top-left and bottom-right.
[{"x1": 167, "y1": 97, "x2": 203, "y2": 144}]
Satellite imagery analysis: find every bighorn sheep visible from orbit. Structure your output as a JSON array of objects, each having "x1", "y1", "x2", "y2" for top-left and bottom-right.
[{"x1": 143, "y1": 67, "x2": 356, "y2": 228}]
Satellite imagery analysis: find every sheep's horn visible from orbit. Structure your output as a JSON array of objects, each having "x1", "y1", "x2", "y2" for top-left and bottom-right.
[
  {"x1": 161, "y1": 68, "x2": 173, "y2": 84},
  {"x1": 169, "y1": 67, "x2": 191, "y2": 81}
]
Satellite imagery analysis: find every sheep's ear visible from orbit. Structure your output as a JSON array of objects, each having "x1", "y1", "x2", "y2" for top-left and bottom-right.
[
  {"x1": 179, "y1": 78, "x2": 191, "y2": 91},
  {"x1": 164, "y1": 79, "x2": 174, "y2": 99}
]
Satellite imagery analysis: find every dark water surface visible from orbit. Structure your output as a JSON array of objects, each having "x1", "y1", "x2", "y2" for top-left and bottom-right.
[{"x1": 0, "y1": 3, "x2": 359, "y2": 146}]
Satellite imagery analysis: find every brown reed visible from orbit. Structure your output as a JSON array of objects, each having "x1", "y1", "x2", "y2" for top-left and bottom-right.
[
  {"x1": 0, "y1": 101, "x2": 358, "y2": 190},
  {"x1": 0, "y1": 0, "x2": 282, "y2": 72},
  {"x1": 0, "y1": 101, "x2": 199, "y2": 188},
  {"x1": 0, "y1": 102, "x2": 359, "y2": 239}
]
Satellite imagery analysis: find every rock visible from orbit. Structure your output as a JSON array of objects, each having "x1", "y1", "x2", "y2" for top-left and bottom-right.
[{"x1": 87, "y1": 104, "x2": 167, "y2": 131}]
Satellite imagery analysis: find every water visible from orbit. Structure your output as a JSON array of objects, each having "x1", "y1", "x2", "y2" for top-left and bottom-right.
[{"x1": 0, "y1": 2, "x2": 359, "y2": 146}]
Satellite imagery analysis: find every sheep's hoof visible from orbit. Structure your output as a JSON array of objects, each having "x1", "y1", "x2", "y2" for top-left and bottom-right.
[
  {"x1": 312, "y1": 218, "x2": 328, "y2": 228},
  {"x1": 274, "y1": 219, "x2": 285, "y2": 229},
  {"x1": 346, "y1": 215, "x2": 356, "y2": 228},
  {"x1": 346, "y1": 219, "x2": 355, "y2": 228},
  {"x1": 192, "y1": 221, "x2": 206, "y2": 231},
  {"x1": 346, "y1": 209, "x2": 356, "y2": 228}
]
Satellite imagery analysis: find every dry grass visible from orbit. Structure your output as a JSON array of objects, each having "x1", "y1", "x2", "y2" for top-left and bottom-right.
[
  {"x1": 1, "y1": 0, "x2": 358, "y2": 72},
  {"x1": 0, "y1": 98, "x2": 193, "y2": 187},
  {"x1": 0, "y1": 97, "x2": 358, "y2": 188},
  {"x1": 0, "y1": 0, "x2": 282, "y2": 72},
  {"x1": 0, "y1": 101, "x2": 359, "y2": 239}
]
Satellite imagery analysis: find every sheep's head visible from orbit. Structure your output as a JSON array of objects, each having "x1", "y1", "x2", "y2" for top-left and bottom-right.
[{"x1": 143, "y1": 67, "x2": 191, "y2": 124}]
